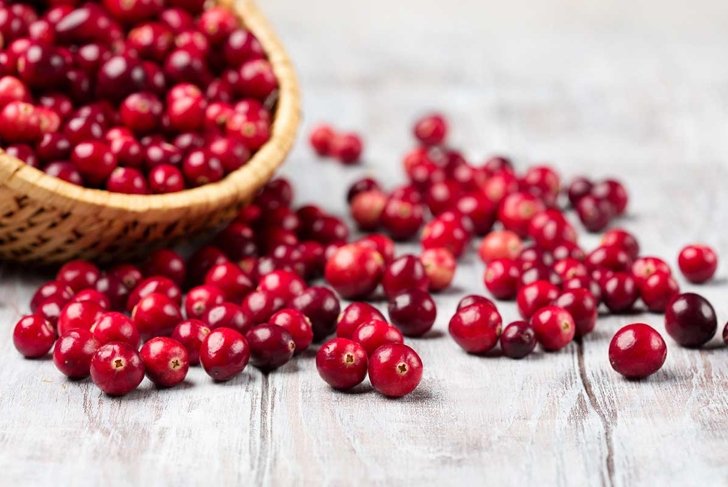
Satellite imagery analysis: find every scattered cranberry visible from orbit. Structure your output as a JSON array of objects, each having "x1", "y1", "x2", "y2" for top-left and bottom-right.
[
  {"x1": 183, "y1": 285, "x2": 225, "y2": 319},
  {"x1": 678, "y1": 244, "x2": 718, "y2": 284},
  {"x1": 240, "y1": 289, "x2": 283, "y2": 325},
  {"x1": 204, "y1": 262, "x2": 254, "y2": 302},
  {"x1": 316, "y1": 338, "x2": 368, "y2": 390},
  {"x1": 13, "y1": 315, "x2": 55, "y2": 358},
  {"x1": 500, "y1": 321, "x2": 536, "y2": 359},
  {"x1": 586, "y1": 245, "x2": 633, "y2": 274},
  {"x1": 631, "y1": 256, "x2": 671, "y2": 288},
  {"x1": 609, "y1": 323, "x2": 666, "y2": 379},
  {"x1": 131, "y1": 292, "x2": 182, "y2": 338},
  {"x1": 448, "y1": 303, "x2": 502, "y2": 354},
  {"x1": 257, "y1": 270, "x2": 306, "y2": 303},
  {"x1": 664, "y1": 293, "x2": 717, "y2": 348},
  {"x1": 127, "y1": 276, "x2": 182, "y2": 311},
  {"x1": 380, "y1": 197, "x2": 424, "y2": 241},
  {"x1": 420, "y1": 247, "x2": 456, "y2": 292},
  {"x1": 91, "y1": 311, "x2": 140, "y2": 347},
  {"x1": 457, "y1": 295, "x2": 497, "y2": 311},
  {"x1": 146, "y1": 249, "x2": 186, "y2": 285},
  {"x1": 199, "y1": 327, "x2": 250, "y2": 382},
  {"x1": 382, "y1": 254, "x2": 429, "y2": 299},
  {"x1": 350, "y1": 190, "x2": 387, "y2": 231},
  {"x1": 351, "y1": 319, "x2": 404, "y2": 355},
  {"x1": 601, "y1": 272, "x2": 638, "y2": 313},
  {"x1": 324, "y1": 243, "x2": 384, "y2": 299},
  {"x1": 356, "y1": 233, "x2": 395, "y2": 263},
  {"x1": 516, "y1": 280, "x2": 559, "y2": 320},
  {"x1": 592, "y1": 178, "x2": 629, "y2": 215},
  {"x1": 332, "y1": 132, "x2": 363, "y2": 164},
  {"x1": 413, "y1": 113, "x2": 447, "y2": 146},
  {"x1": 554, "y1": 288, "x2": 597, "y2": 337},
  {"x1": 90, "y1": 342, "x2": 145, "y2": 396},
  {"x1": 388, "y1": 289, "x2": 437, "y2": 337},
  {"x1": 567, "y1": 177, "x2": 593, "y2": 206},
  {"x1": 202, "y1": 303, "x2": 252, "y2": 334},
  {"x1": 483, "y1": 258, "x2": 520, "y2": 300},
  {"x1": 478, "y1": 230, "x2": 523, "y2": 264},
  {"x1": 530, "y1": 305, "x2": 575, "y2": 352},
  {"x1": 171, "y1": 319, "x2": 210, "y2": 366},
  {"x1": 30, "y1": 280, "x2": 73, "y2": 312},
  {"x1": 309, "y1": 123, "x2": 336, "y2": 156},
  {"x1": 70, "y1": 289, "x2": 111, "y2": 310},
  {"x1": 640, "y1": 272, "x2": 679, "y2": 313},
  {"x1": 368, "y1": 344, "x2": 423, "y2": 398},
  {"x1": 140, "y1": 337, "x2": 189, "y2": 388},
  {"x1": 245, "y1": 324, "x2": 295, "y2": 370},
  {"x1": 601, "y1": 228, "x2": 640, "y2": 260},
  {"x1": 53, "y1": 329, "x2": 100, "y2": 379},
  {"x1": 289, "y1": 286, "x2": 340, "y2": 342},
  {"x1": 336, "y1": 302, "x2": 386, "y2": 339},
  {"x1": 56, "y1": 259, "x2": 101, "y2": 293},
  {"x1": 576, "y1": 195, "x2": 614, "y2": 232},
  {"x1": 269, "y1": 308, "x2": 314, "y2": 353},
  {"x1": 498, "y1": 192, "x2": 545, "y2": 237},
  {"x1": 57, "y1": 300, "x2": 104, "y2": 335}
]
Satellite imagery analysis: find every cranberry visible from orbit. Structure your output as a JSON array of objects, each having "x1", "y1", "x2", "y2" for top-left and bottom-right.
[
  {"x1": 500, "y1": 321, "x2": 537, "y2": 359},
  {"x1": 516, "y1": 280, "x2": 559, "y2": 320},
  {"x1": 108, "y1": 264, "x2": 143, "y2": 291},
  {"x1": 241, "y1": 289, "x2": 283, "y2": 324},
  {"x1": 316, "y1": 337, "x2": 369, "y2": 390},
  {"x1": 171, "y1": 320, "x2": 210, "y2": 366},
  {"x1": 640, "y1": 272, "x2": 680, "y2": 313},
  {"x1": 601, "y1": 229, "x2": 640, "y2": 260},
  {"x1": 522, "y1": 165, "x2": 561, "y2": 206},
  {"x1": 381, "y1": 255, "x2": 429, "y2": 299},
  {"x1": 183, "y1": 285, "x2": 224, "y2": 320},
  {"x1": 380, "y1": 197, "x2": 424, "y2": 241},
  {"x1": 0, "y1": 75, "x2": 29, "y2": 107},
  {"x1": 664, "y1": 293, "x2": 717, "y2": 348},
  {"x1": 94, "y1": 275, "x2": 130, "y2": 311},
  {"x1": 519, "y1": 265, "x2": 558, "y2": 288},
  {"x1": 13, "y1": 314, "x2": 55, "y2": 358},
  {"x1": 57, "y1": 300, "x2": 104, "y2": 336},
  {"x1": 119, "y1": 92, "x2": 162, "y2": 134},
  {"x1": 306, "y1": 215, "x2": 350, "y2": 244},
  {"x1": 144, "y1": 141, "x2": 183, "y2": 168},
  {"x1": 309, "y1": 123, "x2": 336, "y2": 156},
  {"x1": 53, "y1": 329, "x2": 99, "y2": 379},
  {"x1": 90, "y1": 342, "x2": 145, "y2": 396},
  {"x1": 576, "y1": 195, "x2": 614, "y2": 232},
  {"x1": 586, "y1": 245, "x2": 633, "y2": 273},
  {"x1": 106, "y1": 167, "x2": 148, "y2": 194},
  {"x1": 448, "y1": 302, "x2": 502, "y2": 354},
  {"x1": 554, "y1": 289, "x2": 597, "y2": 337},
  {"x1": 530, "y1": 305, "x2": 575, "y2": 352},
  {"x1": 424, "y1": 180, "x2": 462, "y2": 215},
  {"x1": 567, "y1": 176, "x2": 593, "y2": 206},
  {"x1": 17, "y1": 44, "x2": 68, "y2": 90},
  {"x1": 269, "y1": 308, "x2": 313, "y2": 353},
  {"x1": 356, "y1": 234, "x2": 395, "y2": 264},
  {"x1": 96, "y1": 55, "x2": 149, "y2": 101},
  {"x1": 140, "y1": 337, "x2": 189, "y2": 388},
  {"x1": 203, "y1": 262, "x2": 253, "y2": 302},
  {"x1": 678, "y1": 244, "x2": 718, "y2": 284},
  {"x1": 0, "y1": 101, "x2": 41, "y2": 143},
  {"x1": 349, "y1": 190, "x2": 386, "y2": 231},
  {"x1": 454, "y1": 192, "x2": 496, "y2": 235},
  {"x1": 336, "y1": 302, "x2": 386, "y2": 339},
  {"x1": 223, "y1": 28, "x2": 263, "y2": 66},
  {"x1": 601, "y1": 272, "x2": 638, "y2": 313},
  {"x1": 592, "y1": 179, "x2": 628, "y2": 215},
  {"x1": 351, "y1": 319, "x2": 404, "y2": 356},
  {"x1": 199, "y1": 327, "x2": 250, "y2": 382},
  {"x1": 609, "y1": 323, "x2": 666, "y2": 379},
  {"x1": 235, "y1": 59, "x2": 277, "y2": 99},
  {"x1": 498, "y1": 192, "x2": 545, "y2": 237},
  {"x1": 70, "y1": 289, "x2": 111, "y2": 310},
  {"x1": 478, "y1": 230, "x2": 523, "y2": 264},
  {"x1": 226, "y1": 111, "x2": 270, "y2": 150},
  {"x1": 71, "y1": 141, "x2": 117, "y2": 186},
  {"x1": 368, "y1": 343, "x2": 423, "y2": 398},
  {"x1": 131, "y1": 293, "x2": 182, "y2": 338},
  {"x1": 284, "y1": 286, "x2": 337, "y2": 343},
  {"x1": 420, "y1": 215, "x2": 469, "y2": 258},
  {"x1": 346, "y1": 177, "x2": 380, "y2": 203},
  {"x1": 208, "y1": 136, "x2": 250, "y2": 172},
  {"x1": 6, "y1": 144, "x2": 38, "y2": 168},
  {"x1": 387, "y1": 289, "x2": 437, "y2": 337},
  {"x1": 244, "y1": 324, "x2": 295, "y2": 370},
  {"x1": 30, "y1": 280, "x2": 73, "y2": 312},
  {"x1": 202, "y1": 303, "x2": 252, "y2": 334},
  {"x1": 413, "y1": 113, "x2": 447, "y2": 145},
  {"x1": 91, "y1": 312, "x2": 140, "y2": 348},
  {"x1": 457, "y1": 295, "x2": 496, "y2": 311},
  {"x1": 420, "y1": 248, "x2": 456, "y2": 292},
  {"x1": 324, "y1": 244, "x2": 384, "y2": 299},
  {"x1": 631, "y1": 256, "x2": 671, "y2": 288},
  {"x1": 128, "y1": 276, "x2": 181, "y2": 311},
  {"x1": 257, "y1": 270, "x2": 305, "y2": 302},
  {"x1": 481, "y1": 258, "x2": 518, "y2": 300}
]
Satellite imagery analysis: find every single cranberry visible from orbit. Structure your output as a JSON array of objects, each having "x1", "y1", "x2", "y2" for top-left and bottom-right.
[
  {"x1": 454, "y1": 192, "x2": 496, "y2": 235},
  {"x1": 576, "y1": 195, "x2": 614, "y2": 233},
  {"x1": 368, "y1": 343, "x2": 423, "y2": 398},
  {"x1": 140, "y1": 337, "x2": 189, "y2": 388},
  {"x1": 527, "y1": 210, "x2": 577, "y2": 251},
  {"x1": 96, "y1": 55, "x2": 149, "y2": 101},
  {"x1": 500, "y1": 321, "x2": 537, "y2": 359},
  {"x1": 519, "y1": 265, "x2": 559, "y2": 288},
  {"x1": 678, "y1": 244, "x2": 718, "y2": 284},
  {"x1": 208, "y1": 136, "x2": 250, "y2": 172},
  {"x1": 70, "y1": 289, "x2": 112, "y2": 310},
  {"x1": 108, "y1": 264, "x2": 143, "y2": 291},
  {"x1": 413, "y1": 113, "x2": 447, "y2": 145},
  {"x1": 356, "y1": 234, "x2": 395, "y2": 265},
  {"x1": 478, "y1": 230, "x2": 523, "y2": 264},
  {"x1": 6, "y1": 144, "x2": 38, "y2": 168},
  {"x1": 567, "y1": 176, "x2": 593, "y2": 206},
  {"x1": 106, "y1": 167, "x2": 149, "y2": 194},
  {"x1": 609, "y1": 323, "x2": 666, "y2": 379},
  {"x1": 309, "y1": 123, "x2": 336, "y2": 156},
  {"x1": 202, "y1": 303, "x2": 252, "y2": 334},
  {"x1": 481, "y1": 170, "x2": 520, "y2": 207},
  {"x1": 269, "y1": 308, "x2": 314, "y2": 353},
  {"x1": 128, "y1": 276, "x2": 182, "y2": 311},
  {"x1": 586, "y1": 245, "x2": 633, "y2": 273},
  {"x1": 387, "y1": 289, "x2": 437, "y2": 338},
  {"x1": 448, "y1": 302, "x2": 502, "y2": 354},
  {"x1": 235, "y1": 59, "x2": 277, "y2": 100},
  {"x1": 257, "y1": 270, "x2": 306, "y2": 303},
  {"x1": 592, "y1": 179, "x2": 628, "y2": 215},
  {"x1": 352, "y1": 319, "x2": 404, "y2": 356},
  {"x1": 30, "y1": 280, "x2": 73, "y2": 312},
  {"x1": 552, "y1": 242, "x2": 586, "y2": 262},
  {"x1": 530, "y1": 305, "x2": 575, "y2": 351},
  {"x1": 182, "y1": 149, "x2": 224, "y2": 186},
  {"x1": 640, "y1": 272, "x2": 680, "y2": 313},
  {"x1": 381, "y1": 255, "x2": 429, "y2": 299},
  {"x1": 324, "y1": 244, "x2": 384, "y2": 299},
  {"x1": 119, "y1": 92, "x2": 163, "y2": 134},
  {"x1": 420, "y1": 247, "x2": 456, "y2": 292},
  {"x1": 346, "y1": 177, "x2": 380, "y2": 203},
  {"x1": 167, "y1": 94, "x2": 206, "y2": 132},
  {"x1": 43, "y1": 162, "x2": 82, "y2": 185},
  {"x1": 241, "y1": 289, "x2": 284, "y2": 324},
  {"x1": 336, "y1": 302, "x2": 386, "y2": 339},
  {"x1": 204, "y1": 262, "x2": 254, "y2": 302},
  {"x1": 90, "y1": 342, "x2": 145, "y2": 396},
  {"x1": 94, "y1": 275, "x2": 130, "y2": 311},
  {"x1": 316, "y1": 338, "x2": 368, "y2": 390},
  {"x1": 223, "y1": 28, "x2": 263, "y2": 66},
  {"x1": 226, "y1": 111, "x2": 271, "y2": 150},
  {"x1": 91, "y1": 312, "x2": 140, "y2": 348},
  {"x1": 212, "y1": 222, "x2": 257, "y2": 262},
  {"x1": 131, "y1": 293, "x2": 182, "y2": 339},
  {"x1": 53, "y1": 329, "x2": 100, "y2": 379},
  {"x1": 420, "y1": 215, "x2": 469, "y2": 258},
  {"x1": 183, "y1": 285, "x2": 224, "y2": 319},
  {"x1": 457, "y1": 295, "x2": 496, "y2": 311},
  {"x1": 664, "y1": 293, "x2": 717, "y2": 348},
  {"x1": 601, "y1": 229, "x2": 639, "y2": 260},
  {"x1": 0, "y1": 101, "x2": 42, "y2": 143},
  {"x1": 380, "y1": 197, "x2": 424, "y2": 241},
  {"x1": 144, "y1": 141, "x2": 183, "y2": 168},
  {"x1": 245, "y1": 324, "x2": 295, "y2": 370},
  {"x1": 171, "y1": 320, "x2": 210, "y2": 366},
  {"x1": 13, "y1": 314, "x2": 55, "y2": 358},
  {"x1": 424, "y1": 180, "x2": 462, "y2": 216},
  {"x1": 516, "y1": 280, "x2": 559, "y2": 320},
  {"x1": 631, "y1": 256, "x2": 671, "y2": 288},
  {"x1": 554, "y1": 288, "x2": 597, "y2": 337},
  {"x1": 57, "y1": 301, "x2": 104, "y2": 336},
  {"x1": 143, "y1": 249, "x2": 185, "y2": 286},
  {"x1": 71, "y1": 141, "x2": 117, "y2": 186},
  {"x1": 17, "y1": 44, "x2": 68, "y2": 90},
  {"x1": 186, "y1": 246, "x2": 228, "y2": 286},
  {"x1": 0, "y1": 75, "x2": 29, "y2": 107},
  {"x1": 601, "y1": 273, "x2": 639, "y2": 313},
  {"x1": 522, "y1": 165, "x2": 561, "y2": 206},
  {"x1": 199, "y1": 327, "x2": 250, "y2": 382},
  {"x1": 305, "y1": 215, "x2": 350, "y2": 245},
  {"x1": 483, "y1": 258, "x2": 519, "y2": 300},
  {"x1": 160, "y1": 7, "x2": 194, "y2": 32},
  {"x1": 349, "y1": 190, "x2": 386, "y2": 231},
  {"x1": 498, "y1": 192, "x2": 545, "y2": 237}
]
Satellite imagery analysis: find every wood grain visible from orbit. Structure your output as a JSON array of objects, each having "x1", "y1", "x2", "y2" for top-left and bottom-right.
[{"x1": 1, "y1": 0, "x2": 728, "y2": 485}]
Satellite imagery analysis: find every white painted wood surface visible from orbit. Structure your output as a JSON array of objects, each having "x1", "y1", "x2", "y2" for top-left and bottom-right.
[{"x1": 1, "y1": 0, "x2": 728, "y2": 485}]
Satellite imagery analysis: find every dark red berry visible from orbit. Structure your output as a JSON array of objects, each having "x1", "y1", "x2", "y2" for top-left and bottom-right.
[
  {"x1": 382, "y1": 254, "x2": 429, "y2": 299},
  {"x1": 91, "y1": 311, "x2": 140, "y2": 347},
  {"x1": 413, "y1": 113, "x2": 447, "y2": 146},
  {"x1": 324, "y1": 244, "x2": 384, "y2": 299},
  {"x1": 56, "y1": 259, "x2": 101, "y2": 293},
  {"x1": 131, "y1": 293, "x2": 182, "y2": 338},
  {"x1": 13, "y1": 314, "x2": 55, "y2": 358},
  {"x1": 601, "y1": 272, "x2": 639, "y2": 313},
  {"x1": 200, "y1": 327, "x2": 250, "y2": 382},
  {"x1": 289, "y1": 286, "x2": 340, "y2": 343},
  {"x1": 202, "y1": 303, "x2": 253, "y2": 334},
  {"x1": 609, "y1": 323, "x2": 666, "y2": 379},
  {"x1": 678, "y1": 244, "x2": 718, "y2": 284},
  {"x1": 500, "y1": 321, "x2": 536, "y2": 359},
  {"x1": 601, "y1": 228, "x2": 640, "y2": 260},
  {"x1": 554, "y1": 288, "x2": 597, "y2": 337},
  {"x1": 351, "y1": 319, "x2": 404, "y2": 356},
  {"x1": 530, "y1": 305, "x2": 575, "y2": 352},
  {"x1": 140, "y1": 337, "x2": 189, "y2": 388},
  {"x1": 316, "y1": 337, "x2": 368, "y2": 390},
  {"x1": 53, "y1": 329, "x2": 100, "y2": 379},
  {"x1": 664, "y1": 293, "x2": 717, "y2": 348},
  {"x1": 448, "y1": 303, "x2": 502, "y2": 354},
  {"x1": 57, "y1": 301, "x2": 104, "y2": 336},
  {"x1": 388, "y1": 289, "x2": 437, "y2": 338},
  {"x1": 368, "y1": 344, "x2": 423, "y2": 398},
  {"x1": 269, "y1": 308, "x2": 313, "y2": 353},
  {"x1": 30, "y1": 280, "x2": 73, "y2": 312},
  {"x1": 516, "y1": 280, "x2": 559, "y2": 320},
  {"x1": 336, "y1": 302, "x2": 386, "y2": 339},
  {"x1": 245, "y1": 324, "x2": 295, "y2": 370},
  {"x1": 90, "y1": 342, "x2": 145, "y2": 396},
  {"x1": 146, "y1": 249, "x2": 186, "y2": 285},
  {"x1": 171, "y1": 319, "x2": 210, "y2": 366},
  {"x1": 640, "y1": 272, "x2": 680, "y2": 313}
]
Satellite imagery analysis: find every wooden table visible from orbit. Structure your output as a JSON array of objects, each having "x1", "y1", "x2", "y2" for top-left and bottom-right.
[{"x1": 1, "y1": 1, "x2": 727, "y2": 485}]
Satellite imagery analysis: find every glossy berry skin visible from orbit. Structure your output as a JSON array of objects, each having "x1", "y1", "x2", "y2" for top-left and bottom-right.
[
  {"x1": 71, "y1": 141, "x2": 117, "y2": 186},
  {"x1": 388, "y1": 289, "x2": 437, "y2": 337},
  {"x1": 146, "y1": 249, "x2": 186, "y2": 285},
  {"x1": 554, "y1": 289, "x2": 598, "y2": 337},
  {"x1": 368, "y1": 344, "x2": 423, "y2": 398},
  {"x1": 382, "y1": 255, "x2": 429, "y2": 299},
  {"x1": 380, "y1": 197, "x2": 424, "y2": 241},
  {"x1": 413, "y1": 113, "x2": 447, "y2": 146},
  {"x1": 420, "y1": 215, "x2": 469, "y2": 258},
  {"x1": 484, "y1": 258, "x2": 520, "y2": 300},
  {"x1": 324, "y1": 244, "x2": 384, "y2": 299},
  {"x1": 57, "y1": 301, "x2": 105, "y2": 336},
  {"x1": 448, "y1": 303, "x2": 502, "y2": 354},
  {"x1": 601, "y1": 273, "x2": 639, "y2": 313},
  {"x1": 140, "y1": 337, "x2": 189, "y2": 388},
  {"x1": 171, "y1": 319, "x2": 210, "y2": 366},
  {"x1": 56, "y1": 260, "x2": 101, "y2": 293},
  {"x1": 200, "y1": 327, "x2": 250, "y2": 382},
  {"x1": 640, "y1": 272, "x2": 680, "y2": 313},
  {"x1": 245, "y1": 324, "x2": 296, "y2": 370},
  {"x1": 601, "y1": 229, "x2": 640, "y2": 260},
  {"x1": 131, "y1": 293, "x2": 182, "y2": 339},
  {"x1": 90, "y1": 343, "x2": 145, "y2": 396},
  {"x1": 316, "y1": 338, "x2": 368, "y2": 390},
  {"x1": 202, "y1": 303, "x2": 253, "y2": 335},
  {"x1": 586, "y1": 245, "x2": 633, "y2": 273},
  {"x1": 335, "y1": 302, "x2": 386, "y2": 339},
  {"x1": 127, "y1": 276, "x2": 182, "y2": 311},
  {"x1": 500, "y1": 321, "x2": 537, "y2": 359},
  {"x1": 592, "y1": 179, "x2": 629, "y2": 215},
  {"x1": 420, "y1": 247, "x2": 456, "y2": 292},
  {"x1": 516, "y1": 280, "x2": 559, "y2": 320},
  {"x1": 609, "y1": 323, "x2": 667, "y2": 379},
  {"x1": 478, "y1": 230, "x2": 523, "y2": 264},
  {"x1": 30, "y1": 280, "x2": 73, "y2": 313},
  {"x1": 664, "y1": 293, "x2": 717, "y2": 348},
  {"x1": 53, "y1": 329, "x2": 100, "y2": 379},
  {"x1": 530, "y1": 306, "x2": 576, "y2": 352},
  {"x1": 309, "y1": 124, "x2": 336, "y2": 156},
  {"x1": 257, "y1": 270, "x2": 307, "y2": 304},
  {"x1": 269, "y1": 308, "x2": 313, "y2": 353},
  {"x1": 184, "y1": 285, "x2": 225, "y2": 319},
  {"x1": 332, "y1": 132, "x2": 363, "y2": 164},
  {"x1": 678, "y1": 244, "x2": 718, "y2": 284},
  {"x1": 631, "y1": 256, "x2": 671, "y2": 288},
  {"x1": 240, "y1": 290, "x2": 284, "y2": 325},
  {"x1": 498, "y1": 192, "x2": 545, "y2": 237},
  {"x1": 352, "y1": 319, "x2": 404, "y2": 356},
  {"x1": 567, "y1": 177, "x2": 593, "y2": 206},
  {"x1": 575, "y1": 195, "x2": 614, "y2": 233},
  {"x1": 91, "y1": 312, "x2": 140, "y2": 348},
  {"x1": 204, "y1": 262, "x2": 254, "y2": 302},
  {"x1": 457, "y1": 295, "x2": 497, "y2": 311},
  {"x1": 13, "y1": 315, "x2": 55, "y2": 358},
  {"x1": 289, "y1": 286, "x2": 340, "y2": 342}
]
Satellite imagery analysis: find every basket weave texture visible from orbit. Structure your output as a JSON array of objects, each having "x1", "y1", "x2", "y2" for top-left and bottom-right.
[{"x1": 0, "y1": 0, "x2": 300, "y2": 265}]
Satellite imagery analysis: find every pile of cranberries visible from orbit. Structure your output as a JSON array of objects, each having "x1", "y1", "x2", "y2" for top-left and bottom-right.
[{"x1": 0, "y1": 1, "x2": 276, "y2": 193}]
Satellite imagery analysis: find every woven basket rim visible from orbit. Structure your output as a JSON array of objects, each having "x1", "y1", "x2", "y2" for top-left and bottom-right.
[{"x1": 0, "y1": 0, "x2": 300, "y2": 217}]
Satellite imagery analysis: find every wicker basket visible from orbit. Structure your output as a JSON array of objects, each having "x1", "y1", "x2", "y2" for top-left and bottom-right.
[{"x1": 0, "y1": 0, "x2": 300, "y2": 265}]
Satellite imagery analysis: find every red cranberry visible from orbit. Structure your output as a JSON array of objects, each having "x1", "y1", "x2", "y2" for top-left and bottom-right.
[
  {"x1": 241, "y1": 289, "x2": 284, "y2": 325},
  {"x1": 678, "y1": 244, "x2": 718, "y2": 284},
  {"x1": 13, "y1": 314, "x2": 55, "y2": 358},
  {"x1": 424, "y1": 180, "x2": 462, "y2": 215},
  {"x1": 56, "y1": 260, "x2": 100, "y2": 293},
  {"x1": 53, "y1": 329, "x2": 100, "y2": 379},
  {"x1": 592, "y1": 179, "x2": 628, "y2": 215},
  {"x1": 519, "y1": 265, "x2": 559, "y2": 288},
  {"x1": 182, "y1": 149, "x2": 224, "y2": 186},
  {"x1": 269, "y1": 308, "x2": 313, "y2": 353},
  {"x1": 96, "y1": 55, "x2": 149, "y2": 101},
  {"x1": 71, "y1": 289, "x2": 111, "y2": 310},
  {"x1": 356, "y1": 234, "x2": 395, "y2": 264},
  {"x1": 420, "y1": 248, "x2": 456, "y2": 292},
  {"x1": 140, "y1": 337, "x2": 189, "y2": 388},
  {"x1": 224, "y1": 28, "x2": 263, "y2": 66},
  {"x1": 640, "y1": 272, "x2": 679, "y2": 313},
  {"x1": 530, "y1": 305, "x2": 575, "y2": 351},
  {"x1": 454, "y1": 192, "x2": 496, "y2": 235},
  {"x1": 498, "y1": 192, "x2": 545, "y2": 237},
  {"x1": 631, "y1": 256, "x2": 671, "y2": 288},
  {"x1": 90, "y1": 342, "x2": 145, "y2": 396},
  {"x1": 352, "y1": 319, "x2": 404, "y2": 356},
  {"x1": 368, "y1": 344, "x2": 423, "y2": 398},
  {"x1": 478, "y1": 230, "x2": 523, "y2": 264},
  {"x1": 500, "y1": 321, "x2": 537, "y2": 359},
  {"x1": 329, "y1": 132, "x2": 362, "y2": 164},
  {"x1": 586, "y1": 245, "x2": 633, "y2": 273},
  {"x1": 285, "y1": 286, "x2": 337, "y2": 341},
  {"x1": 457, "y1": 295, "x2": 496, "y2": 311},
  {"x1": 144, "y1": 141, "x2": 183, "y2": 168},
  {"x1": 186, "y1": 246, "x2": 228, "y2": 286},
  {"x1": 202, "y1": 303, "x2": 252, "y2": 334},
  {"x1": 235, "y1": 59, "x2": 277, "y2": 100},
  {"x1": 17, "y1": 44, "x2": 68, "y2": 89},
  {"x1": 324, "y1": 244, "x2": 384, "y2": 299},
  {"x1": 204, "y1": 262, "x2": 253, "y2": 302},
  {"x1": 601, "y1": 272, "x2": 638, "y2": 313},
  {"x1": 208, "y1": 136, "x2": 249, "y2": 172},
  {"x1": 183, "y1": 286, "x2": 223, "y2": 320},
  {"x1": 382, "y1": 255, "x2": 429, "y2": 299},
  {"x1": 522, "y1": 165, "x2": 561, "y2": 206},
  {"x1": 576, "y1": 195, "x2": 614, "y2": 232},
  {"x1": 420, "y1": 215, "x2": 469, "y2": 258},
  {"x1": 567, "y1": 176, "x2": 593, "y2": 206},
  {"x1": 245, "y1": 324, "x2": 295, "y2": 370},
  {"x1": 482, "y1": 258, "x2": 519, "y2": 300},
  {"x1": 413, "y1": 113, "x2": 447, "y2": 146},
  {"x1": 723, "y1": 322, "x2": 728, "y2": 346},
  {"x1": 131, "y1": 293, "x2": 182, "y2": 338},
  {"x1": 91, "y1": 312, "x2": 140, "y2": 348},
  {"x1": 387, "y1": 289, "x2": 437, "y2": 338},
  {"x1": 380, "y1": 197, "x2": 424, "y2": 241},
  {"x1": 57, "y1": 301, "x2": 104, "y2": 336},
  {"x1": 350, "y1": 190, "x2": 386, "y2": 231},
  {"x1": 108, "y1": 264, "x2": 143, "y2": 291},
  {"x1": 128, "y1": 276, "x2": 181, "y2": 311},
  {"x1": 516, "y1": 280, "x2": 559, "y2": 320},
  {"x1": 305, "y1": 215, "x2": 349, "y2": 244},
  {"x1": 71, "y1": 141, "x2": 117, "y2": 186},
  {"x1": 31, "y1": 280, "x2": 73, "y2": 312},
  {"x1": 200, "y1": 327, "x2": 250, "y2": 382},
  {"x1": 309, "y1": 123, "x2": 336, "y2": 156},
  {"x1": 128, "y1": 22, "x2": 174, "y2": 61},
  {"x1": 226, "y1": 111, "x2": 270, "y2": 150},
  {"x1": 609, "y1": 323, "x2": 666, "y2": 379},
  {"x1": 0, "y1": 101, "x2": 42, "y2": 143},
  {"x1": 143, "y1": 249, "x2": 185, "y2": 286},
  {"x1": 346, "y1": 177, "x2": 380, "y2": 203},
  {"x1": 257, "y1": 270, "x2": 306, "y2": 303},
  {"x1": 336, "y1": 302, "x2": 386, "y2": 339},
  {"x1": 0, "y1": 75, "x2": 29, "y2": 107},
  {"x1": 554, "y1": 289, "x2": 597, "y2": 337},
  {"x1": 316, "y1": 338, "x2": 368, "y2": 390},
  {"x1": 43, "y1": 161, "x2": 81, "y2": 185},
  {"x1": 171, "y1": 319, "x2": 210, "y2": 366},
  {"x1": 448, "y1": 302, "x2": 502, "y2": 354},
  {"x1": 119, "y1": 92, "x2": 163, "y2": 134},
  {"x1": 664, "y1": 293, "x2": 717, "y2": 348},
  {"x1": 106, "y1": 167, "x2": 149, "y2": 194},
  {"x1": 601, "y1": 228, "x2": 639, "y2": 260}
]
